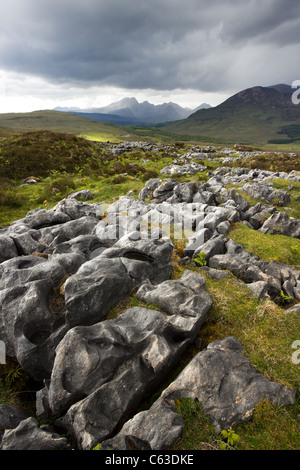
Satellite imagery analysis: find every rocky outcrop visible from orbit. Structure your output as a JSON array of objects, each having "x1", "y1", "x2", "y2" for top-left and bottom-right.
[
  {"x1": 47, "y1": 297, "x2": 210, "y2": 450},
  {"x1": 242, "y1": 182, "x2": 291, "y2": 206},
  {"x1": 0, "y1": 165, "x2": 299, "y2": 451},
  {"x1": 1, "y1": 417, "x2": 70, "y2": 450},
  {"x1": 101, "y1": 337, "x2": 295, "y2": 450},
  {"x1": 259, "y1": 212, "x2": 300, "y2": 238},
  {"x1": 160, "y1": 163, "x2": 207, "y2": 176}
]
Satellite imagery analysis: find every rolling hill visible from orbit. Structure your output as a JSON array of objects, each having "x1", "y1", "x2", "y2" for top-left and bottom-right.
[
  {"x1": 0, "y1": 109, "x2": 139, "y2": 141},
  {"x1": 160, "y1": 84, "x2": 300, "y2": 144}
]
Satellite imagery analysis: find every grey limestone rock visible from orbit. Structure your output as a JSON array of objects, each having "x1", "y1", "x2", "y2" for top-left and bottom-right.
[
  {"x1": 64, "y1": 236, "x2": 174, "y2": 328},
  {"x1": 136, "y1": 269, "x2": 212, "y2": 336},
  {"x1": 47, "y1": 304, "x2": 202, "y2": 449},
  {"x1": 259, "y1": 212, "x2": 300, "y2": 238},
  {"x1": 242, "y1": 182, "x2": 291, "y2": 207},
  {"x1": 67, "y1": 189, "x2": 93, "y2": 200},
  {"x1": 0, "y1": 417, "x2": 69, "y2": 450},
  {"x1": 0, "y1": 236, "x2": 18, "y2": 263},
  {"x1": 0, "y1": 405, "x2": 30, "y2": 443},
  {"x1": 100, "y1": 336, "x2": 295, "y2": 449}
]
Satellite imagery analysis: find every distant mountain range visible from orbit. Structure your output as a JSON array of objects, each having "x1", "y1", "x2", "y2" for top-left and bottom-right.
[
  {"x1": 54, "y1": 97, "x2": 211, "y2": 125},
  {"x1": 0, "y1": 84, "x2": 299, "y2": 145},
  {"x1": 161, "y1": 84, "x2": 300, "y2": 144}
]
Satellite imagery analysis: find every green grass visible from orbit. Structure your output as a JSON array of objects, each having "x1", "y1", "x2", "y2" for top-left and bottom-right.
[
  {"x1": 170, "y1": 263, "x2": 300, "y2": 450},
  {"x1": 0, "y1": 131, "x2": 103, "y2": 179},
  {"x1": 0, "y1": 130, "x2": 179, "y2": 225},
  {"x1": 229, "y1": 222, "x2": 300, "y2": 269},
  {"x1": 161, "y1": 102, "x2": 300, "y2": 145},
  {"x1": 0, "y1": 110, "x2": 140, "y2": 141}
]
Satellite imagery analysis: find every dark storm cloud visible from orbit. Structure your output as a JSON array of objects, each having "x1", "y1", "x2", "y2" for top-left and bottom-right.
[{"x1": 1, "y1": 0, "x2": 300, "y2": 93}]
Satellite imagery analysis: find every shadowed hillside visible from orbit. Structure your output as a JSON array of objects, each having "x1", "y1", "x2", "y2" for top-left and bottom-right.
[
  {"x1": 0, "y1": 109, "x2": 138, "y2": 141},
  {"x1": 161, "y1": 85, "x2": 300, "y2": 144}
]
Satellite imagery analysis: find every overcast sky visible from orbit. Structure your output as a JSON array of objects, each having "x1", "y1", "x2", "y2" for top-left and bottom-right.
[{"x1": 0, "y1": 0, "x2": 299, "y2": 113}]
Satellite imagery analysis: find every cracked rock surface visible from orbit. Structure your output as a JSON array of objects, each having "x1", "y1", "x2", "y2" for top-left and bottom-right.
[{"x1": 0, "y1": 163, "x2": 298, "y2": 450}]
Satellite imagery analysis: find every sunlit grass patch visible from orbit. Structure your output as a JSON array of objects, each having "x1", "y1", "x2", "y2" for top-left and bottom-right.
[{"x1": 229, "y1": 222, "x2": 300, "y2": 269}]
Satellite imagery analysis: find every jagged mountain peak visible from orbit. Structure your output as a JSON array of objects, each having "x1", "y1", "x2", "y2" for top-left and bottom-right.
[
  {"x1": 55, "y1": 97, "x2": 211, "y2": 124},
  {"x1": 222, "y1": 84, "x2": 293, "y2": 108}
]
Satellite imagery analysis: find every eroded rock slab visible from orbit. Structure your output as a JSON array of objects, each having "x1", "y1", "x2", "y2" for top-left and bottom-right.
[
  {"x1": 101, "y1": 337, "x2": 295, "y2": 450},
  {"x1": 259, "y1": 212, "x2": 300, "y2": 238},
  {"x1": 136, "y1": 270, "x2": 212, "y2": 335},
  {"x1": 46, "y1": 304, "x2": 205, "y2": 449},
  {"x1": 0, "y1": 417, "x2": 69, "y2": 450},
  {"x1": 64, "y1": 235, "x2": 174, "y2": 328}
]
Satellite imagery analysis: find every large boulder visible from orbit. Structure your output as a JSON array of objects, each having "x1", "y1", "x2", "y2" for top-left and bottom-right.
[
  {"x1": 45, "y1": 303, "x2": 204, "y2": 449},
  {"x1": 259, "y1": 212, "x2": 300, "y2": 238},
  {"x1": 0, "y1": 405, "x2": 30, "y2": 443},
  {"x1": 242, "y1": 182, "x2": 291, "y2": 207},
  {"x1": 101, "y1": 337, "x2": 295, "y2": 450},
  {"x1": 9, "y1": 216, "x2": 99, "y2": 256},
  {"x1": 0, "y1": 253, "x2": 85, "y2": 380},
  {"x1": 0, "y1": 417, "x2": 69, "y2": 450},
  {"x1": 0, "y1": 236, "x2": 18, "y2": 263},
  {"x1": 64, "y1": 235, "x2": 174, "y2": 328}
]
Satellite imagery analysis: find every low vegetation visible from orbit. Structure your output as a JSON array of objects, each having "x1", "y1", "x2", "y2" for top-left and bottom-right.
[{"x1": 229, "y1": 222, "x2": 300, "y2": 269}]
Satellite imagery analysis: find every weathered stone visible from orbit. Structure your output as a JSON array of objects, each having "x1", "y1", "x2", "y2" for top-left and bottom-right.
[
  {"x1": 9, "y1": 216, "x2": 99, "y2": 256},
  {"x1": 10, "y1": 208, "x2": 71, "y2": 230},
  {"x1": 0, "y1": 417, "x2": 69, "y2": 450},
  {"x1": 284, "y1": 303, "x2": 300, "y2": 314},
  {"x1": 198, "y1": 266, "x2": 228, "y2": 280},
  {"x1": 259, "y1": 212, "x2": 300, "y2": 238},
  {"x1": 152, "y1": 180, "x2": 178, "y2": 202},
  {"x1": 0, "y1": 405, "x2": 29, "y2": 442},
  {"x1": 101, "y1": 337, "x2": 295, "y2": 449},
  {"x1": 160, "y1": 163, "x2": 206, "y2": 176},
  {"x1": 138, "y1": 178, "x2": 163, "y2": 201},
  {"x1": 282, "y1": 280, "x2": 296, "y2": 303},
  {"x1": 0, "y1": 252, "x2": 84, "y2": 380},
  {"x1": 183, "y1": 228, "x2": 213, "y2": 258},
  {"x1": 216, "y1": 220, "x2": 231, "y2": 235},
  {"x1": 246, "y1": 281, "x2": 270, "y2": 299},
  {"x1": 0, "y1": 236, "x2": 18, "y2": 263},
  {"x1": 64, "y1": 257, "x2": 135, "y2": 328},
  {"x1": 67, "y1": 189, "x2": 93, "y2": 200},
  {"x1": 243, "y1": 182, "x2": 291, "y2": 206},
  {"x1": 136, "y1": 270, "x2": 212, "y2": 335},
  {"x1": 193, "y1": 234, "x2": 226, "y2": 262},
  {"x1": 48, "y1": 305, "x2": 200, "y2": 449},
  {"x1": 64, "y1": 236, "x2": 173, "y2": 328},
  {"x1": 193, "y1": 190, "x2": 216, "y2": 205},
  {"x1": 51, "y1": 234, "x2": 113, "y2": 259},
  {"x1": 219, "y1": 189, "x2": 250, "y2": 212},
  {"x1": 294, "y1": 282, "x2": 300, "y2": 301},
  {"x1": 100, "y1": 398, "x2": 185, "y2": 451},
  {"x1": 52, "y1": 198, "x2": 103, "y2": 220},
  {"x1": 173, "y1": 181, "x2": 198, "y2": 202}
]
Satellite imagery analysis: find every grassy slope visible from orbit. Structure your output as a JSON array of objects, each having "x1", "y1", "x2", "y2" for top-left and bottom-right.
[
  {"x1": 0, "y1": 110, "x2": 139, "y2": 142},
  {"x1": 161, "y1": 102, "x2": 300, "y2": 145}
]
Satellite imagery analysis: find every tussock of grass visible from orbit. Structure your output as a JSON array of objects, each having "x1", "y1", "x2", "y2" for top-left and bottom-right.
[{"x1": 229, "y1": 222, "x2": 300, "y2": 268}]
